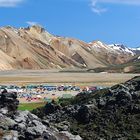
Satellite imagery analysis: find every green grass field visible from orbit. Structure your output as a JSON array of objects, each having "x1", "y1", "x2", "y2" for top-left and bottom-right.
[{"x1": 18, "y1": 102, "x2": 46, "y2": 111}]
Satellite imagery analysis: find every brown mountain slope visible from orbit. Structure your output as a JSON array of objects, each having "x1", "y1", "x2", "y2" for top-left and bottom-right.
[
  {"x1": 0, "y1": 25, "x2": 134, "y2": 70},
  {"x1": 89, "y1": 41, "x2": 133, "y2": 65}
]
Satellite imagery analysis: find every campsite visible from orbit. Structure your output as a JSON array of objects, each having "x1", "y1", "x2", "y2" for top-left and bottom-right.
[
  {"x1": 0, "y1": 70, "x2": 139, "y2": 105},
  {"x1": 0, "y1": 70, "x2": 139, "y2": 111},
  {"x1": 0, "y1": 84, "x2": 103, "y2": 104}
]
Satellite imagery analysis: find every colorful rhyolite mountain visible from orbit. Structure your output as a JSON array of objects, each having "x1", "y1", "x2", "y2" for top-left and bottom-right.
[{"x1": 0, "y1": 25, "x2": 139, "y2": 70}]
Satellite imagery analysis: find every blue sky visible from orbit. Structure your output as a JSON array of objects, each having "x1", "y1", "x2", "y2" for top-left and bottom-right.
[{"x1": 0, "y1": 0, "x2": 140, "y2": 47}]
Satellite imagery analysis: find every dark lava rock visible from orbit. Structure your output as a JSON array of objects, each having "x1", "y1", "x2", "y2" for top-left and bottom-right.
[
  {"x1": 0, "y1": 89, "x2": 82, "y2": 140},
  {"x1": 33, "y1": 76, "x2": 140, "y2": 140},
  {"x1": 0, "y1": 89, "x2": 19, "y2": 115},
  {"x1": 44, "y1": 103, "x2": 61, "y2": 115},
  {"x1": 76, "y1": 105, "x2": 90, "y2": 123}
]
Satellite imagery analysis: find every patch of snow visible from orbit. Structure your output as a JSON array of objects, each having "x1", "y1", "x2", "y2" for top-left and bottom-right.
[
  {"x1": 14, "y1": 29, "x2": 19, "y2": 34},
  {"x1": 87, "y1": 46, "x2": 91, "y2": 51},
  {"x1": 56, "y1": 65, "x2": 62, "y2": 69},
  {"x1": 72, "y1": 52, "x2": 76, "y2": 56},
  {"x1": 48, "y1": 39, "x2": 52, "y2": 43},
  {"x1": 83, "y1": 64, "x2": 87, "y2": 67},
  {"x1": 91, "y1": 41, "x2": 117, "y2": 53},
  {"x1": 108, "y1": 44, "x2": 135, "y2": 56},
  {"x1": 100, "y1": 72, "x2": 108, "y2": 74},
  {"x1": 96, "y1": 41, "x2": 104, "y2": 46},
  {"x1": 131, "y1": 47, "x2": 140, "y2": 51},
  {"x1": 4, "y1": 35, "x2": 8, "y2": 39},
  {"x1": 50, "y1": 62, "x2": 54, "y2": 65},
  {"x1": 90, "y1": 41, "x2": 138, "y2": 56}
]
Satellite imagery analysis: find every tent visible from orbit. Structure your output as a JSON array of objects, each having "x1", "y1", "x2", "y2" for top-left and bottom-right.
[{"x1": 36, "y1": 95, "x2": 42, "y2": 98}]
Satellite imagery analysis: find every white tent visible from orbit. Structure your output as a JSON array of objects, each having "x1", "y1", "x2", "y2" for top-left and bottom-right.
[{"x1": 36, "y1": 95, "x2": 42, "y2": 98}]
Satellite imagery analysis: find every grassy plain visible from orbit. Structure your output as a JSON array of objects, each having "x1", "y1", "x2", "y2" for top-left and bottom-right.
[{"x1": 0, "y1": 70, "x2": 139, "y2": 86}]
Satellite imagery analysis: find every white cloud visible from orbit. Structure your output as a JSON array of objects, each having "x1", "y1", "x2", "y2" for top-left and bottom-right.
[
  {"x1": 90, "y1": 0, "x2": 140, "y2": 14},
  {"x1": 91, "y1": 7, "x2": 107, "y2": 14},
  {"x1": 93, "y1": 0, "x2": 140, "y2": 5},
  {"x1": 26, "y1": 21, "x2": 38, "y2": 26},
  {"x1": 0, "y1": 0, "x2": 24, "y2": 7},
  {"x1": 91, "y1": 0, "x2": 107, "y2": 14},
  {"x1": 90, "y1": 0, "x2": 107, "y2": 14}
]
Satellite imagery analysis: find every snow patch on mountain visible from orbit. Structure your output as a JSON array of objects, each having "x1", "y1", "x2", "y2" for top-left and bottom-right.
[
  {"x1": 108, "y1": 44, "x2": 135, "y2": 56},
  {"x1": 90, "y1": 41, "x2": 135, "y2": 56},
  {"x1": 131, "y1": 47, "x2": 140, "y2": 51},
  {"x1": 90, "y1": 41, "x2": 115, "y2": 52}
]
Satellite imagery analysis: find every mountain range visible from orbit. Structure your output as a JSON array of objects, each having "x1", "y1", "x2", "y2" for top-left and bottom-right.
[{"x1": 0, "y1": 25, "x2": 140, "y2": 72}]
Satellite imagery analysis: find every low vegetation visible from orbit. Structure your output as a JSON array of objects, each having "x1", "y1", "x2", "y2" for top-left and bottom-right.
[
  {"x1": 90, "y1": 61, "x2": 140, "y2": 73},
  {"x1": 18, "y1": 102, "x2": 46, "y2": 111},
  {"x1": 32, "y1": 77, "x2": 140, "y2": 139}
]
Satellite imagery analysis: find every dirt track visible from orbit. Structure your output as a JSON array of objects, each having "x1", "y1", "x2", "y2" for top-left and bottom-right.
[{"x1": 0, "y1": 70, "x2": 139, "y2": 86}]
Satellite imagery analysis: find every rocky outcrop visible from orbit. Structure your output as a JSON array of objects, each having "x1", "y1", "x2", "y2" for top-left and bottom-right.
[
  {"x1": 33, "y1": 76, "x2": 140, "y2": 140},
  {"x1": 0, "y1": 90, "x2": 82, "y2": 140},
  {"x1": 0, "y1": 89, "x2": 19, "y2": 115}
]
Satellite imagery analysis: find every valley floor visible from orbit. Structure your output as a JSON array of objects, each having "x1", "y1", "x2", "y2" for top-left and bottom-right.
[{"x1": 0, "y1": 69, "x2": 139, "y2": 86}]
